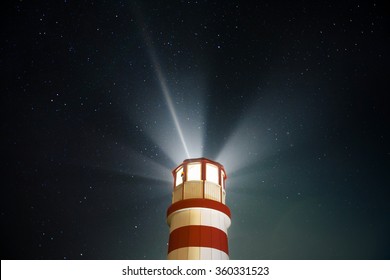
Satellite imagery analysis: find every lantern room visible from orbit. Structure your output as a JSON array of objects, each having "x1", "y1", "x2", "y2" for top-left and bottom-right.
[{"x1": 171, "y1": 158, "x2": 227, "y2": 205}]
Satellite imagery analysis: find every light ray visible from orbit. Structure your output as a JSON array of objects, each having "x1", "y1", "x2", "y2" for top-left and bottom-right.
[
  {"x1": 153, "y1": 61, "x2": 191, "y2": 159},
  {"x1": 144, "y1": 33, "x2": 191, "y2": 159}
]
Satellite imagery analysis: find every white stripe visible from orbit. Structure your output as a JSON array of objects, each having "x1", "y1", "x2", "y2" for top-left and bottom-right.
[
  {"x1": 168, "y1": 207, "x2": 231, "y2": 233},
  {"x1": 167, "y1": 247, "x2": 229, "y2": 260}
]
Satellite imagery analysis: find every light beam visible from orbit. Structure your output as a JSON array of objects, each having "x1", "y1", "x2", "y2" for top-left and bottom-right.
[
  {"x1": 153, "y1": 60, "x2": 191, "y2": 159},
  {"x1": 144, "y1": 33, "x2": 191, "y2": 159}
]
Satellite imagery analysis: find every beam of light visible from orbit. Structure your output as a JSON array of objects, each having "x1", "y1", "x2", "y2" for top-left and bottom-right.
[
  {"x1": 143, "y1": 33, "x2": 191, "y2": 159},
  {"x1": 215, "y1": 93, "x2": 282, "y2": 176},
  {"x1": 216, "y1": 89, "x2": 308, "y2": 180},
  {"x1": 127, "y1": 5, "x2": 206, "y2": 166},
  {"x1": 216, "y1": 115, "x2": 269, "y2": 175},
  {"x1": 121, "y1": 54, "x2": 205, "y2": 165},
  {"x1": 153, "y1": 60, "x2": 191, "y2": 159},
  {"x1": 118, "y1": 147, "x2": 173, "y2": 183},
  {"x1": 75, "y1": 142, "x2": 173, "y2": 184}
]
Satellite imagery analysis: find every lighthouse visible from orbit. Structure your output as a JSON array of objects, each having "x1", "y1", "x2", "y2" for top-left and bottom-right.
[{"x1": 166, "y1": 158, "x2": 231, "y2": 260}]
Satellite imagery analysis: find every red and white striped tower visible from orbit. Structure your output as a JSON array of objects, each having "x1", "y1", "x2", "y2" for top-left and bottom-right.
[{"x1": 167, "y1": 158, "x2": 231, "y2": 260}]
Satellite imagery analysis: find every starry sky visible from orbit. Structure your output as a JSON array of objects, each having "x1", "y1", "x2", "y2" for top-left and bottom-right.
[{"x1": 2, "y1": 0, "x2": 389, "y2": 260}]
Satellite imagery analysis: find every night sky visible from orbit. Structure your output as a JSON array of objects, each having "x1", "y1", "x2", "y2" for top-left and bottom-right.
[{"x1": 2, "y1": 1, "x2": 389, "y2": 260}]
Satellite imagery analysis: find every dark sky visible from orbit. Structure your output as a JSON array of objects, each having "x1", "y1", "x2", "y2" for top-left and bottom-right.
[{"x1": 2, "y1": 0, "x2": 389, "y2": 260}]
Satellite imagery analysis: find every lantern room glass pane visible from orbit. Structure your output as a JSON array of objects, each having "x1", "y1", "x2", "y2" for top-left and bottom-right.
[
  {"x1": 187, "y1": 163, "x2": 201, "y2": 181},
  {"x1": 206, "y1": 163, "x2": 219, "y2": 184},
  {"x1": 175, "y1": 167, "x2": 183, "y2": 186}
]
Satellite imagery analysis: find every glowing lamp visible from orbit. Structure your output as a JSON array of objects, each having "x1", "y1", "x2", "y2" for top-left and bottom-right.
[{"x1": 167, "y1": 158, "x2": 231, "y2": 260}]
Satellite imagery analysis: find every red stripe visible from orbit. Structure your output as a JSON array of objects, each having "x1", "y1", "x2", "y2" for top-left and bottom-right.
[
  {"x1": 167, "y1": 198, "x2": 231, "y2": 218},
  {"x1": 168, "y1": 225, "x2": 229, "y2": 254}
]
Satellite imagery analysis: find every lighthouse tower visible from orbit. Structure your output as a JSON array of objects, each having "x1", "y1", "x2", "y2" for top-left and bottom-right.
[{"x1": 167, "y1": 158, "x2": 231, "y2": 260}]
